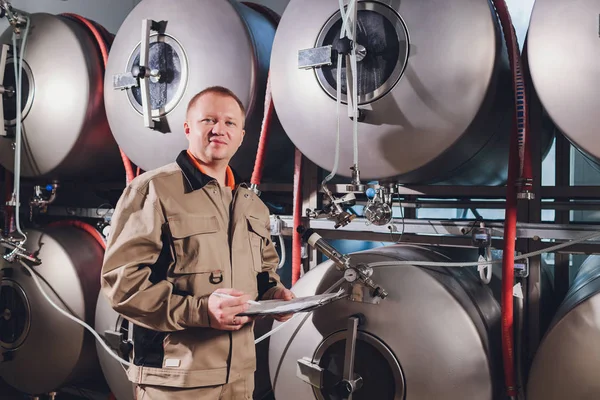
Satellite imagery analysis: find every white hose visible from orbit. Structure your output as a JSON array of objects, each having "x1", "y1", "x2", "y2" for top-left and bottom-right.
[
  {"x1": 10, "y1": 16, "x2": 30, "y2": 244},
  {"x1": 321, "y1": 52, "x2": 343, "y2": 186},
  {"x1": 17, "y1": 260, "x2": 132, "y2": 367},
  {"x1": 322, "y1": 0, "x2": 357, "y2": 186},
  {"x1": 349, "y1": 2, "x2": 359, "y2": 168},
  {"x1": 367, "y1": 230, "x2": 600, "y2": 269},
  {"x1": 479, "y1": 246, "x2": 493, "y2": 284},
  {"x1": 277, "y1": 233, "x2": 286, "y2": 269},
  {"x1": 254, "y1": 313, "x2": 301, "y2": 344}
]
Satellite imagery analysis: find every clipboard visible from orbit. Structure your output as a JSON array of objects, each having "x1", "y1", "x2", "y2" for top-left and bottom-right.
[{"x1": 238, "y1": 289, "x2": 347, "y2": 316}]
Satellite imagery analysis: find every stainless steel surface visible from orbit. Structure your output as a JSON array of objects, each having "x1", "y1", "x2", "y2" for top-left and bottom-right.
[
  {"x1": 526, "y1": 0, "x2": 600, "y2": 163},
  {"x1": 269, "y1": 245, "x2": 502, "y2": 399},
  {"x1": 95, "y1": 293, "x2": 135, "y2": 400},
  {"x1": 270, "y1": 0, "x2": 538, "y2": 183},
  {"x1": 105, "y1": 0, "x2": 292, "y2": 179},
  {"x1": 527, "y1": 255, "x2": 600, "y2": 400},
  {"x1": 0, "y1": 13, "x2": 122, "y2": 180},
  {"x1": 0, "y1": 226, "x2": 104, "y2": 394}
]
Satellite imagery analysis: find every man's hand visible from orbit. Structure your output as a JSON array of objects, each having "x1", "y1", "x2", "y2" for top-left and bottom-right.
[
  {"x1": 208, "y1": 288, "x2": 253, "y2": 330},
  {"x1": 272, "y1": 287, "x2": 295, "y2": 322}
]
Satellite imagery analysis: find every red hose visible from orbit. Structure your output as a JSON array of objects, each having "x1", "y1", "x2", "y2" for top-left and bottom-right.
[
  {"x1": 48, "y1": 220, "x2": 106, "y2": 250},
  {"x1": 61, "y1": 13, "x2": 136, "y2": 185},
  {"x1": 492, "y1": 0, "x2": 526, "y2": 397},
  {"x1": 500, "y1": 127, "x2": 518, "y2": 398},
  {"x1": 250, "y1": 73, "x2": 274, "y2": 187},
  {"x1": 3, "y1": 169, "x2": 13, "y2": 236},
  {"x1": 291, "y1": 149, "x2": 303, "y2": 285}
]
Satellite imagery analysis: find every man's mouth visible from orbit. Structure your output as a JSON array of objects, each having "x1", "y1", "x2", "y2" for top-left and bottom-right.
[{"x1": 209, "y1": 138, "x2": 227, "y2": 145}]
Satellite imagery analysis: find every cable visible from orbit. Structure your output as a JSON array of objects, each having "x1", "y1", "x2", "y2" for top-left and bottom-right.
[
  {"x1": 10, "y1": 15, "x2": 30, "y2": 245},
  {"x1": 17, "y1": 259, "x2": 132, "y2": 368},
  {"x1": 277, "y1": 233, "x2": 286, "y2": 270},
  {"x1": 321, "y1": 0, "x2": 357, "y2": 186},
  {"x1": 322, "y1": 52, "x2": 343, "y2": 186},
  {"x1": 254, "y1": 313, "x2": 301, "y2": 345},
  {"x1": 479, "y1": 246, "x2": 493, "y2": 284}
]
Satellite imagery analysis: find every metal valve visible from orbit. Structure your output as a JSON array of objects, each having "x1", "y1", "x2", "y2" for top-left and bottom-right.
[
  {"x1": 298, "y1": 227, "x2": 388, "y2": 302},
  {"x1": 308, "y1": 186, "x2": 357, "y2": 229},
  {"x1": 0, "y1": 236, "x2": 41, "y2": 264}
]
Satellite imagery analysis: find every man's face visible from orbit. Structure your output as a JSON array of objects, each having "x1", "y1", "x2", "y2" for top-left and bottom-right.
[{"x1": 184, "y1": 92, "x2": 246, "y2": 165}]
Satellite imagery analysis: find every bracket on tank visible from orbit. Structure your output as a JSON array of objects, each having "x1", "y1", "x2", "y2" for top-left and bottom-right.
[
  {"x1": 296, "y1": 314, "x2": 365, "y2": 399},
  {"x1": 112, "y1": 19, "x2": 167, "y2": 129}
]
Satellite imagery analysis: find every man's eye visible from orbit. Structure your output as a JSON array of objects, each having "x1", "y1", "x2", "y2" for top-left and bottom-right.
[
  {"x1": 202, "y1": 119, "x2": 215, "y2": 124},
  {"x1": 226, "y1": 121, "x2": 235, "y2": 126}
]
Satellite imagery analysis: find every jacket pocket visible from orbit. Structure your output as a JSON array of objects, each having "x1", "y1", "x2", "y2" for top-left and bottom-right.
[
  {"x1": 246, "y1": 216, "x2": 270, "y2": 273},
  {"x1": 168, "y1": 215, "x2": 223, "y2": 295}
]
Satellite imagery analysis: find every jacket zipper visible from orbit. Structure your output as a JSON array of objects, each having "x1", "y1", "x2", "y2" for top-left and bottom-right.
[{"x1": 223, "y1": 184, "x2": 241, "y2": 384}]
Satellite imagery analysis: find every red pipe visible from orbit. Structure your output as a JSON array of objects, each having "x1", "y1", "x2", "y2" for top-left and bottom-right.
[
  {"x1": 250, "y1": 73, "x2": 274, "y2": 187},
  {"x1": 61, "y1": 13, "x2": 136, "y2": 185},
  {"x1": 492, "y1": 0, "x2": 527, "y2": 397},
  {"x1": 48, "y1": 220, "x2": 106, "y2": 250},
  {"x1": 3, "y1": 169, "x2": 13, "y2": 236},
  {"x1": 291, "y1": 149, "x2": 303, "y2": 285}
]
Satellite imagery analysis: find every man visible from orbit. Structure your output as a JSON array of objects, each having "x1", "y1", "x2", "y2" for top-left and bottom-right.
[{"x1": 101, "y1": 86, "x2": 294, "y2": 400}]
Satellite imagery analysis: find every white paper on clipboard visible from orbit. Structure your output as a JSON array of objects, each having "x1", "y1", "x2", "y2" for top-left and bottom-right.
[{"x1": 238, "y1": 289, "x2": 347, "y2": 316}]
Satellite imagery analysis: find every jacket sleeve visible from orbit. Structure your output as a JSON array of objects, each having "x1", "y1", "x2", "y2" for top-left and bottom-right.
[
  {"x1": 101, "y1": 185, "x2": 211, "y2": 332},
  {"x1": 258, "y1": 229, "x2": 287, "y2": 300}
]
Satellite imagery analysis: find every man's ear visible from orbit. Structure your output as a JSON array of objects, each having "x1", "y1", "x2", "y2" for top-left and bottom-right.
[
  {"x1": 240, "y1": 129, "x2": 246, "y2": 145},
  {"x1": 184, "y1": 121, "x2": 190, "y2": 137}
]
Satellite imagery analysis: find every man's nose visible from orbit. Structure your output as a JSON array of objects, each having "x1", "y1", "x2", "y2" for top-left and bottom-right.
[{"x1": 211, "y1": 121, "x2": 227, "y2": 135}]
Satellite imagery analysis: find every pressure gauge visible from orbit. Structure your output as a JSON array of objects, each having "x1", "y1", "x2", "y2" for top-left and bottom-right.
[{"x1": 344, "y1": 268, "x2": 359, "y2": 283}]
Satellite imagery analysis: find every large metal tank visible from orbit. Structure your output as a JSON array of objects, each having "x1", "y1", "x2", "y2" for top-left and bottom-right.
[
  {"x1": 0, "y1": 13, "x2": 122, "y2": 180},
  {"x1": 269, "y1": 245, "x2": 503, "y2": 399},
  {"x1": 0, "y1": 226, "x2": 104, "y2": 394},
  {"x1": 527, "y1": 255, "x2": 600, "y2": 400},
  {"x1": 526, "y1": 0, "x2": 600, "y2": 164},
  {"x1": 104, "y1": 0, "x2": 292, "y2": 180},
  {"x1": 271, "y1": 0, "x2": 534, "y2": 184},
  {"x1": 95, "y1": 294, "x2": 135, "y2": 400}
]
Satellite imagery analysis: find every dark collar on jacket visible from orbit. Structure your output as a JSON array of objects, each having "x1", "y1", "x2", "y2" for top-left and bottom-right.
[{"x1": 176, "y1": 150, "x2": 242, "y2": 192}]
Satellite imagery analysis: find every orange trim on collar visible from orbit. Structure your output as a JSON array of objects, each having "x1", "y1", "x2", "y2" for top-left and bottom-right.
[{"x1": 186, "y1": 150, "x2": 235, "y2": 190}]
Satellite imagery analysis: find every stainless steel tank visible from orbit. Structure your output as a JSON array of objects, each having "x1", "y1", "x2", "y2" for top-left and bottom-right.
[
  {"x1": 104, "y1": 0, "x2": 292, "y2": 179},
  {"x1": 527, "y1": 255, "x2": 600, "y2": 400},
  {"x1": 0, "y1": 226, "x2": 104, "y2": 394},
  {"x1": 269, "y1": 245, "x2": 503, "y2": 399},
  {"x1": 270, "y1": 0, "x2": 534, "y2": 183},
  {"x1": 95, "y1": 294, "x2": 135, "y2": 400},
  {"x1": 0, "y1": 13, "x2": 123, "y2": 180},
  {"x1": 526, "y1": 0, "x2": 600, "y2": 164}
]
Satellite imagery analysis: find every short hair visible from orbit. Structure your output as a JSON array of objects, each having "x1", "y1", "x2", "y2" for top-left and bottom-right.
[{"x1": 186, "y1": 86, "x2": 246, "y2": 121}]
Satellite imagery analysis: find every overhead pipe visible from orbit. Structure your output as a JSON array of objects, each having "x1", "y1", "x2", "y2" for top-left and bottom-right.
[
  {"x1": 250, "y1": 73, "x2": 274, "y2": 193},
  {"x1": 291, "y1": 148, "x2": 303, "y2": 285},
  {"x1": 245, "y1": 2, "x2": 280, "y2": 194}
]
